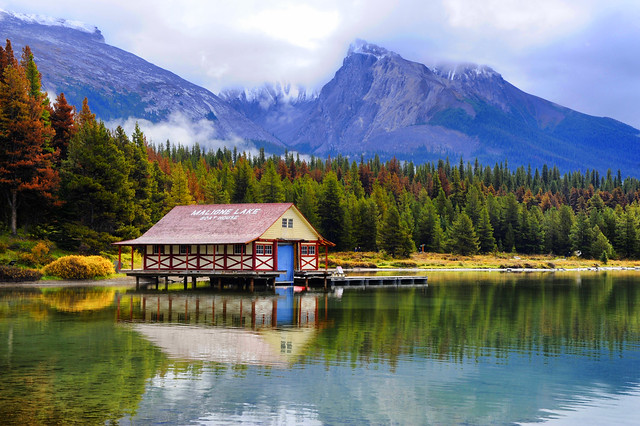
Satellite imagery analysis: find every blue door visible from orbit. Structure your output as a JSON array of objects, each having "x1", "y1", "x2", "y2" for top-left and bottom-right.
[{"x1": 276, "y1": 244, "x2": 294, "y2": 283}]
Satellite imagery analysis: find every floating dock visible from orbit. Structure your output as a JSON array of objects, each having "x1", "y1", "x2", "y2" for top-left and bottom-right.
[{"x1": 329, "y1": 275, "x2": 428, "y2": 289}]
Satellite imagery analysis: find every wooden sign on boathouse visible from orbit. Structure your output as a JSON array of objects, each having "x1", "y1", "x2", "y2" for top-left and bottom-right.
[{"x1": 114, "y1": 203, "x2": 333, "y2": 287}]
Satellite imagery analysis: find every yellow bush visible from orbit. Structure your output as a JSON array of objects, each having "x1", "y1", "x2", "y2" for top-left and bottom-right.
[{"x1": 43, "y1": 255, "x2": 115, "y2": 280}]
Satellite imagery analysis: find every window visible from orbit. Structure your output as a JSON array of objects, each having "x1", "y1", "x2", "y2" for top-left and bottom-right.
[
  {"x1": 282, "y1": 218, "x2": 288, "y2": 228},
  {"x1": 288, "y1": 218, "x2": 293, "y2": 228},
  {"x1": 152, "y1": 245, "x2": 164, "y2": 254},
  {"x1": 233, "y1": 244, "x2": 245, "y2": 255},
  {"x1": 264, "y1": 245, "x2": 272, "y2": 255},
  {"x1": 179, "y1": 245, "x2": 188, "y2": 254},
  {"x1": 301, "y1": 245, "x2": 315, "y2": 256},
  {"x1": 256, "y1": 245, "x2": 264, "y2": 255}
]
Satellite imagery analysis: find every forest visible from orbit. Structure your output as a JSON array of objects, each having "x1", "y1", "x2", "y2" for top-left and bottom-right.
[{"x1": 1, "y1": 40, "x2": 640, "y2": 261}]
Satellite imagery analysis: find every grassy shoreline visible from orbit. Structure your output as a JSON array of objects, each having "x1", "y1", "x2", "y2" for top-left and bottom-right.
[{"x1": 328, "y1": 251, "x2": 640, "y2": 271}]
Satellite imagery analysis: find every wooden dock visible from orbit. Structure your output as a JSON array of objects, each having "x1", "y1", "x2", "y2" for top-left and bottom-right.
[{"x1": 330, "y1": 275, "x2": 428, "y2": 289}]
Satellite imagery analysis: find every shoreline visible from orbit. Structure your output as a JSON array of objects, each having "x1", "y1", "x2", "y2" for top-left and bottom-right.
[{"x1": 2, "y1": 266, "x2": 640, "y2": 288}]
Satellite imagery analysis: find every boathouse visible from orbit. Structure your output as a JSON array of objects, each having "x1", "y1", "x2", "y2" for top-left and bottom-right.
[{"x1": 114, "y1": 203, "x2": 333, "y2": 287}]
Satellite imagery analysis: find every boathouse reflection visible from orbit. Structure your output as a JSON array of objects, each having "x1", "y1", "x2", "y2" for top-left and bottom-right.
[{"x1": 116, "y1": 289, "x2": 331, "y2": 366}]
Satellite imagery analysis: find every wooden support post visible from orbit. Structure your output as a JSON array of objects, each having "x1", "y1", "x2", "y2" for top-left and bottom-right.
[
  {"x1": 305, "y1": 277, "x2": 309, "y2": 291},
  {"x1": 131, "y1": 246, "x2": 134, "y2": 270},
  {"x1": 155, "y1": 276, "x2": 159, "y2": 290},
  {"x1": 222, "y1": 299, "x2": 227, "y2": 321},
  {"x1": 250, "y1": 277, "x2": 254, "y2": 293},
  {"x1": 192, "y1": 276, "x2": 197, "y2": 289},
  {"x1": 324, "y1": 275, "x2": 327, "y2": 291},
  {"x1": 218, "y1": 277, "x2": 222, "y2": 291},
  {"x1": 325, "y1": 245, "x2": 328, "y2": 271},
  {"x1": 272, "y1": 298, "x2": 277, "y2": 327},
  {"x1": 136, "y1": 276, "x2": 140, "y2": 291},
  {"x1": 183, "y1": 276, "x2": 187, "y2": 290},
  {"x1": 164, "y1": 276, "x2": 169, "y2": 291},
  {"x1": 118, "y1": 246, "x2": 122, "y2": 271},
  {"x1": 142, "y1": 297, "x2": 146, "y2": 320},
  {"x1": 251, "y1": 300, "x2": 256, "y2": 328}
]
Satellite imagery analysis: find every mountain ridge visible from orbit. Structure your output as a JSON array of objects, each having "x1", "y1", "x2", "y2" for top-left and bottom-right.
[{"x1": 225, "y1": 40, "x2": 639, "y2": 174}]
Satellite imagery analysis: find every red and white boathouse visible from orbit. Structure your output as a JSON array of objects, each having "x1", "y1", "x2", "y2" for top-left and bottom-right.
[{"x1": 114, "y1": 203, "x2": 333, "y2": 289}]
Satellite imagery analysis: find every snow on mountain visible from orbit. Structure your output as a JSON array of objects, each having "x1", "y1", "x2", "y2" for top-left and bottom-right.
[
  {"x1": 0, "y1": 9, "x2": 99, "y2": 36},
  {"x1": 0, "y1": 10, "x2": 282, "y2": 150}
]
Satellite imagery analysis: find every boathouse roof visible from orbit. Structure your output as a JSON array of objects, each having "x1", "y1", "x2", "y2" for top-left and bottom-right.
[{"x1": 114, "y1": 203, "x2": 330, "y2": 246}]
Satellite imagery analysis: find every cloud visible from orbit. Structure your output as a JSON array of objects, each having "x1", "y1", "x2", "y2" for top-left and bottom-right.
[
  {"x1": 2, "y1": 0, "x2": 640, "y2": 127},
  {"x1": 107, "y1": 112, "x2": 257, "y2": 153}
]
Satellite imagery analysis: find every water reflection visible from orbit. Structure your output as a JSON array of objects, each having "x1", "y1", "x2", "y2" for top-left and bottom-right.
[
  {"x1": 1, "y1": 272, "x2": 640, "y2": 424},
  {"x1": 117, "y1": 288, "x2": 327, "y2": 367}
]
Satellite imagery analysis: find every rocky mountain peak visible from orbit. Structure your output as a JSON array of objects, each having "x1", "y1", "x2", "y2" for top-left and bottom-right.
[{"x1": 347, "y1": 39, "x2": 398, "y2": 61}]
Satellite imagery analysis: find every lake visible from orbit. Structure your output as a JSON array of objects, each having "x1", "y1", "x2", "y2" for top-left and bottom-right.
[{"x1": 1, "y1": 271, "x2": 639, "y2": 425}]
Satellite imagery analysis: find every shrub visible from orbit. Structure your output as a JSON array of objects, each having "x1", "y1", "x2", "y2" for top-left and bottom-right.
[
  {"x1": 19, "y1": 241, "x2": 54, "y2": 267},
  {"x1": 0, "y1": 242, "x2": 7, "y2": 254},
  {"x1": 43, "y1": 255, "x2": 115, "y2": 280},
  {"x1": 0, "y1": 265, "x2": 42, "y2": 282}
]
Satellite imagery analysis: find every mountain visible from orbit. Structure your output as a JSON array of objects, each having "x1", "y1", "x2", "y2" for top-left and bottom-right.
[
  {"x1": 224, "y1": 40, "x2": 640, "y2": 174},
  {"x1": 0, "y1": 10, "x2": 283, "y2": 149}
]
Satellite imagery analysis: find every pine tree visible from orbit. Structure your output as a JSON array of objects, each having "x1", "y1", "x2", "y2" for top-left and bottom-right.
[
  {"x1": 259, "y1": 161, "x2": 285, "y2": 203},
  {"x1": 166, "y1": 163, "x2": 194, "y2": 209},
  {"x1": 319, "y1": 172, "x2": 346, "y2": 250},
  {"x1": 60, "y1": 102, "x2": 135, "y2": 248},
  {"x1": 477, "y1": 206, "x2": 496, "y2": 253},
  {"x1": 416, "y1": 197, "x2": 443, "y2": 252},
  {"x1": 446, "y1": 212, "x2": 479, "y2": 255},
  {"x1": 570, "y1": 212, "x2": 594, "y2": 258},
  {"x1": 591, "y1": 225, "x2": 614, "y2": 261},
  {"x1": 380, "y1": 204, "x2": 414, "y2": 257}
]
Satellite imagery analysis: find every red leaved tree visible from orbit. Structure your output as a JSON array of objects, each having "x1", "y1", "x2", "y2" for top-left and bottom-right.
[{"x1": 0, "y1": 41, "x2": 58, "y2": 234}]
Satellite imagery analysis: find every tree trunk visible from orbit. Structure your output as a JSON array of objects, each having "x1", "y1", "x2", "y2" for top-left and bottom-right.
[{"x1": 10, "y1": 189, "x2": 17, "y2": 235}]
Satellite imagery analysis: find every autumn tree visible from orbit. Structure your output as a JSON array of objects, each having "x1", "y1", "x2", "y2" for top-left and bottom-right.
[
  {"x1": 0, "y1": 43, "x2": 57, "y2": 234},
  {"x1": 50, "y1": 92, "x2": 75, "y2": 161}
]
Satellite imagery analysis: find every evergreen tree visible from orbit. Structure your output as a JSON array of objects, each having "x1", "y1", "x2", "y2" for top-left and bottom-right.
[
  {"x1": 259, "y1": 161, "x2": 285, "y2": 203},
  {"x1": 60, "y1": 104, "x2": 135, "y2": 249},
  {"x1": 319, "y1": 172, "x2": 346, "y2": 250},
  {"x1": 416, "y1": 197, "x2": 443, "y2": 252},
  {"x1": 591, "y1": 225, "x2": 614, "y2": 261},
  {"x1": 231, "y1": 157, "x2": 257, "y2": 203},
  {"x1": 166, "y1": 163, "x2": 194, "y2": 209},
  {"x1": 615, "y1": 209, "x2": 639, "y2": 258},
  {"x1": 555, "y1": 205, "x2": 574, "y2": 256},
  {"x1": 446, "y1": 212, "x2": 479, "y2": 255},
  {"x1": 293, "y1": 176, "x2": 320, "y2": 230},
  {"x1": 570, "y1": 212, "x2": 594, "y2": 258},
  {"x1": 476, "y1": 206, "x2": 496, "y2": 253},
  {"x1": 380, "y1": 204, "x2": 414, "y2": 257}
]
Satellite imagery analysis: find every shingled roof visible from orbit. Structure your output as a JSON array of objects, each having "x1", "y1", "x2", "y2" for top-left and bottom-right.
[{"x1": 114, "y1": 203, "x2": 325, "y2": 245}]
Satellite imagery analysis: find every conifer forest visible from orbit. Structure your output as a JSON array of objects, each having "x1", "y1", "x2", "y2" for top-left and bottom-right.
[{"x1": 1, "y1": 40, "x2": 640, "y2": 260}]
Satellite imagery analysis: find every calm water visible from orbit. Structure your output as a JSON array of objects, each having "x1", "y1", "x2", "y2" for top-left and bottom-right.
[{"x1": 1, "y1": 271, "x2": 640, "y2": 425}]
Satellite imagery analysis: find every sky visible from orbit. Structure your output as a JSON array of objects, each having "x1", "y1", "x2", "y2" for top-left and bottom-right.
[{"x1": 1, "y1": 0, "x2": 640, "y2": 128}]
